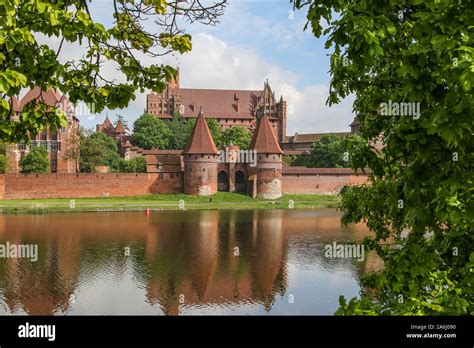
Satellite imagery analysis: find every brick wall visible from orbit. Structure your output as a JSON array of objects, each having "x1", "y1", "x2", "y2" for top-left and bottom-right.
[
  {"x1": 1, "y1": 173, "x2": 183, "y2": 199},
  {"x1": 282, "y1": 169, "x2": 369, "y2": 195},
  {"x1": 0, "y1": 169, "x2": 369, "y2": 200}
]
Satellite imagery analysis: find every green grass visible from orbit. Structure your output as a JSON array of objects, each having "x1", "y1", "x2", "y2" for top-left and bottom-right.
[{"x1": 0, "y1": 193, "x2": 340, "y2": 214}]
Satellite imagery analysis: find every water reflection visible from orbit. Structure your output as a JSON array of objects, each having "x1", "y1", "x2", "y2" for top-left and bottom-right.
[{"x1": 0, "y1": 209, "x2": 372, "y2": 315}]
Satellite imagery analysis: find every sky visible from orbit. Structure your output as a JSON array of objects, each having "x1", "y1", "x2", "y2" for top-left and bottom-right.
[{"x1": 39, "y1": 0, "x2": 355, "y2": 135}]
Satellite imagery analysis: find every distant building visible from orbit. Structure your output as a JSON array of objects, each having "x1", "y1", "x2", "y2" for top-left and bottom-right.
[
  {"x1": 120, "y1": 110, "x2": 284, "y2": 199},
  {"x1": 6, "y1": 87, "x2": 80, "y2": 173},
  {"x1": 281, "y1": 131, "x2": 352, "y2": 154},
  {"x1": 350, "y1": 118, "x2": 360, "y2": 134},
  {"x1": 145, "y1": 70, "x2": 288, "y2": 143},
  {"x1": 96, "y1": 116, "x2": 130, "y2": 155}
]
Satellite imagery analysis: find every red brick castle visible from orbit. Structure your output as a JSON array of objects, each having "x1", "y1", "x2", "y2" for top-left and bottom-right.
[{"x1": 146, "y1": 70, "x2": 288, "y2": 143}]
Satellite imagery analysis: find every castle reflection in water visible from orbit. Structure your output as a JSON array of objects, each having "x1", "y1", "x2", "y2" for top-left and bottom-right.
[{"x1": 0, "y1": 210, "x2": 374, "y2": 315}]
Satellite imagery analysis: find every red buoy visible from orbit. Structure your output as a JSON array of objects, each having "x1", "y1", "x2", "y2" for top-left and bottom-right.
[{"x1": 145, "y1": 208, "x2": 150, "y2": 216}]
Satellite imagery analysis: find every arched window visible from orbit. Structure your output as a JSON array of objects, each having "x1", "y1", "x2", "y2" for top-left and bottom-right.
[
  {"x1": 235, "y1": 170, "x2": 246, "y2": 193},
  {"x1": 218, "y1": 171, "x2": 229, "y2": 192}
]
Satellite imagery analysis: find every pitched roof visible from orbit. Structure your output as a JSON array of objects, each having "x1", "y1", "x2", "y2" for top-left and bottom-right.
[
  {"x1": 11, "y1": 96, "x2": 21, "y2": 112},
  {"x1": 149, "y1": 88, "x2": 267, "y2": 119},
  {"x1": 20, "y1": 86, "x2": 61, "y2": 108},
  {"x1": 183, "y1": 110, "x2": 219, "y2": 155},
  {"x1": 349, "y1": 118, "x2": 360, "y2": 126},
  {"x1": 249, "y1": 114, "x2": 283, "y2": 154},
  {"x1": 115, "y1": 119, "x2": 125, "y2": 134},
  {"x1": 101, "y1": 116, "x2": 114, "y2": 130},
  {"x1": 142, "y1": 149, "x2": 183, "y2": 155}
]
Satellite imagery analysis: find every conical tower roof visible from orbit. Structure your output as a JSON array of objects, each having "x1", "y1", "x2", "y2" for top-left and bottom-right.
[
  {"x1": 183, "y1": 109, "x2": 219, "y2": 155},
  {"x1": 102, "y1": 115, "x2": 114, "y2": 130},
  {"x1": 115, "y1": 119, "x2": 125, "y2": 134},
  {"x1": 250, "y1": 114, "x2": 283, "y2": 154}
]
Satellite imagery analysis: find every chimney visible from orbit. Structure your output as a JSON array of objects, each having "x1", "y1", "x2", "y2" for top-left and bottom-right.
[{"x1": 234, "y1": 93, "x2": 240, "y2": 112}]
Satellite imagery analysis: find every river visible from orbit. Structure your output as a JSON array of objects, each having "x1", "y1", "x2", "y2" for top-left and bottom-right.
[{"x1": 0, "y1": 209, "x2": 374, "y2": 315}]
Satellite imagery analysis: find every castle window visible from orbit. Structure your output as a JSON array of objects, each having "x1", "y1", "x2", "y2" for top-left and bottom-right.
[
  {"x1": 208, "y1": 156, "x2": 210, "y2": 159},
  {"x1": 203, "y1": 168, "x2": 205, "y2": 172},
  {"x1": 194, "y1": 156, "x2": 197, "y2": 159},
  {"x1": 273, "y1": 156, "x2": 275, "y2": 159}
]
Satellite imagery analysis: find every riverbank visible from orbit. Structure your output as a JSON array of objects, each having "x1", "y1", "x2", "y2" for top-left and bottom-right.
[{"x1": 0, "y1": 193, "x2": 340, "y2": 213}]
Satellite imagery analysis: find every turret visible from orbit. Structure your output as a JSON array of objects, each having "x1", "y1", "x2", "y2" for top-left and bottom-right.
[
  {"x1": 248, "y1": 114, "x2": 283, "y2": 199},
  {"x1": 183, "y1": 109, "x2": 219, "y2": 196}
]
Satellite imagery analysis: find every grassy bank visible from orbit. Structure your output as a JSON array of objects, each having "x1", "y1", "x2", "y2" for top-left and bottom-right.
[{"x1": 0, "y1": 193, "x2": 340, "y2": 213}]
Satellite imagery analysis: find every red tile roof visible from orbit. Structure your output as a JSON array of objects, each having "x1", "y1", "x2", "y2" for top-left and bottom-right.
[
  {"x1": 150, "y1": 88, "x2": 263, "y2": 119},
  {"x1": 11, "y1": 96, "x2": 21, "y2": 112},
  {"x1": 115, "y1": 119, "x2": 125, "y2": 134},
  {"x1": 183, "y1": 110, "x2": 219, "y2": 155},
  {"x1": 250, "y1": 114, "x2": 283, "y2": 154},
  {"x1": 101, "y1": 116, "x2": 114, "y2": 130},
  {"x1": 142, "y1": 149, "x2": 183, "y2": 155},
  {"x1": 20, "y1": 86, "x2": 61, "y2": 108}
]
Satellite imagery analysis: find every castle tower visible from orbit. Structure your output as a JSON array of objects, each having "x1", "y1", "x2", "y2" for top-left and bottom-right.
[
  {"x1": 183, "y1": 109, "x2": 219, "y2": 196},
  {"x1": 248, "y1": 114, "x2": 283, "y2": 199},
  {"x1": 278, "y1": 95, "x2": 287, "y2": 143}
]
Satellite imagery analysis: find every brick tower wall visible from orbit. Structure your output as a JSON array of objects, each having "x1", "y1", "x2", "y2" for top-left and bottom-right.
[
  {"x1": 183, "y1": 154, "x2": 219, "y2": 196},
  {"x1": 250, "y1": 153, "x2": 283, "y2": 200}
]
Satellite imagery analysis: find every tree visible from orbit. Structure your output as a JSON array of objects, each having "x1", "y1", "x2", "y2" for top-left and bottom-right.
[
  {"x1": 221, "y1": 126, "x2": 252, "y2": 149},
  {"x1": 305, "y1": 134, "x2": 365, "y2": 168},
  {"x1": 132, "y1": 113, "x2": 173, "y2": 149},
  {"x1": 0, "y1": 155, "x2": 8, "y2": 173},
  {"x1": 206, "y1": 118, "x2": 223, "y2": 148},
  {"x1": 307, "y1": 135, "x2": 346, "y2": 168},
  {"x1": 294, "y1": 0, "x2": 473, "y2": 314},
  {"x1": 0, "y1": 0, "x2": 227, "y2": 142},
  {"x1": 168, "y1": 113, "x2": 192, "y2": 150},
  {"x1": 166, "y1": 114, "x2": 222, "y2": 149},
  {"x1": 119, "y1": 156, "x2": 147, "y2": 173},
  {"x1": 79, "y1": 132, "x2": 121, "y2": 172},
  {"x1": 0, "y1": 141, "x2": 7, "y2": 173},
  {"x1": 20, "y1": 146, "x2": 49, "y2": 173}
]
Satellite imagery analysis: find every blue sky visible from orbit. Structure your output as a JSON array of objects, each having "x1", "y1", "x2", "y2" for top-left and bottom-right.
[{"x1": 63, "y1": 0, "x2": 354, "y2": 134}]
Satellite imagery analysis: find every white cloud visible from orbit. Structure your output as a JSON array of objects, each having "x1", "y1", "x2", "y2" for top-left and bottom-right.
[
  {"x1": 170, "y1": 33, "x2": 354, "y2": 134},
  {"x1": 33, "y1": 29, "x2": 354, "y2": 134}
]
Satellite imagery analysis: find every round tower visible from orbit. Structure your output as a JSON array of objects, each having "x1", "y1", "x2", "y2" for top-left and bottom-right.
[
  {"x1": 183, "y1": 110, "x2": 219, "y2": 196},
  {"x1": 249, "y1": 114, "x2": 283, "y2": 199}
]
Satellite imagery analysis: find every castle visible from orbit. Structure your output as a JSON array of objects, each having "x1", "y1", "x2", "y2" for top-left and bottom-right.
[
  {"x1": 135, "y1": 109, "x2": 285, "y2": 199},
  {"x1": 146, "y1": 70, "x2": 288, "y2": 143},
  {"x1": 6, "y1": 87, "x2": 80, "y2": 173}
]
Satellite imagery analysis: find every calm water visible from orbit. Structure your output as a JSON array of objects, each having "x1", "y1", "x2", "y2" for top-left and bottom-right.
[{"x1": 0, "y1": 209, "x2": 373, "y2": 315}]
